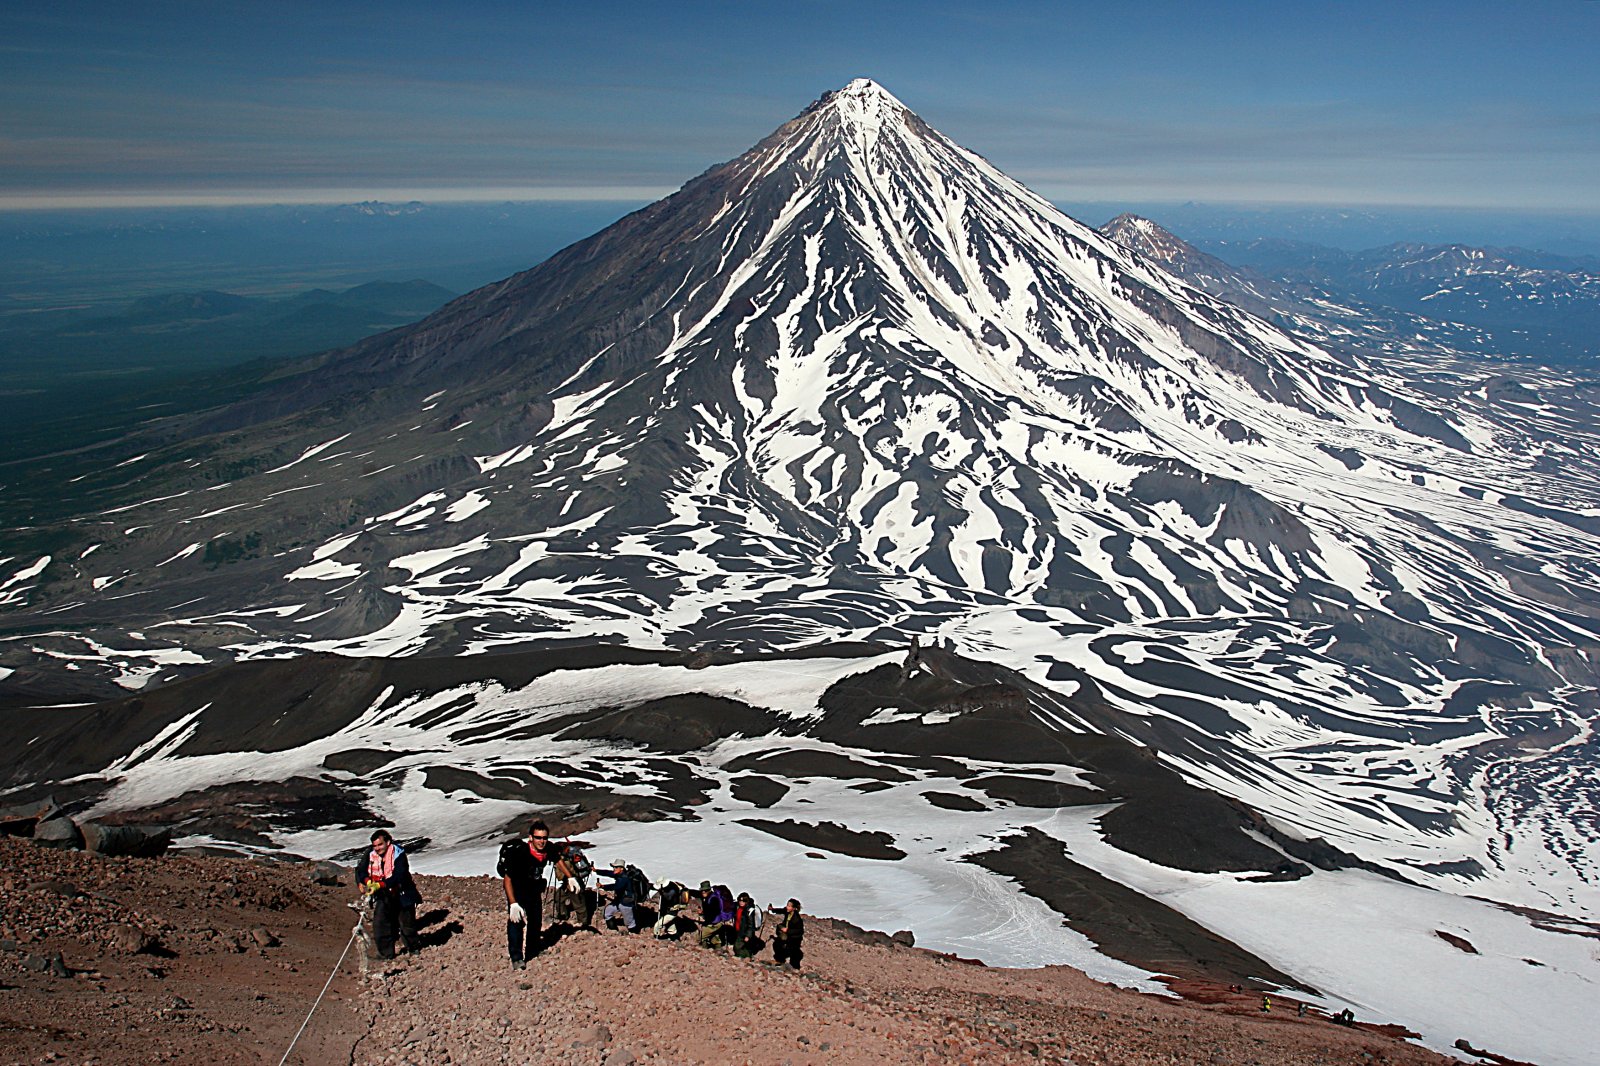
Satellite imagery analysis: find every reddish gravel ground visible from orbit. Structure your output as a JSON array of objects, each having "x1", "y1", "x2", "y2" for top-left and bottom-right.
[
  {"x1": 0, "y1": 838, "x2": 364, "y2": 1065},
  {"x1": 1, "y1": 838, "x2": 1470, "y2": 1065}
]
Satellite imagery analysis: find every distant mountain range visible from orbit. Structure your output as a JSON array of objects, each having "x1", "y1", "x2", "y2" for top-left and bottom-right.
[
  {"x1": 0, "y1": 279, "x2": 456, "y2": 458},
  {"x1": 82, "y1": 280, "x2": 458, "y2": 347},
  {"x1": 1081, "y1": 200, "x2": 1600, "y2": 260},
  {"x1": 1165, "y1": 227, "x2": 1600, "y2": 363}
]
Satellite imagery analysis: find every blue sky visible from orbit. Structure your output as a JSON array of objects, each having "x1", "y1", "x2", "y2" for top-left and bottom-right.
[{"x1": 3, "y1": 1, "x2": 1597, "y2": 211}]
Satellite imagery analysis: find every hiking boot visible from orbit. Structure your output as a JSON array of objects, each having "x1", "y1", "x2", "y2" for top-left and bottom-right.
[{"x1": 510, "y1": 959, "x2": 526, "y2": 970}]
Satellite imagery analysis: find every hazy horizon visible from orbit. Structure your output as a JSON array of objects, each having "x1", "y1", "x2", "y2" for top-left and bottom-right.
[
  {"x1": 5, "y1": 3, "x2": 1597, "y2": 215},
  {"x1": 6, "y1": 197, "x2": 1599, "y2": 259}
]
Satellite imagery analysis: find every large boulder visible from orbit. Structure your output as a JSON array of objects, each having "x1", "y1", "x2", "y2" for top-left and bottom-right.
[
  {"x1": 307, "y1": 860, "x2": 347, "y2": 886},
  {"x1": 78, "y1": 821, "x2": 172, "y2": 857},
  {"x1": 32, "y1": 815, "x2": 83, "y2": 850},
  {"x1": 0, "y1": 796, "x2": 60, "y2": 837}
]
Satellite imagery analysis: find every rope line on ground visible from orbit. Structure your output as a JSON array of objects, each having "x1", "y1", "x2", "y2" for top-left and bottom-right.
[{"x1": 278, "y1": 924, "x2": 358, "y2": 1066}]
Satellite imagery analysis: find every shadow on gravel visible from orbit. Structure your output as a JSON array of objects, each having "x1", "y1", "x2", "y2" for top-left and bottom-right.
[
  {"x1": 416, "y1": 908, "x2": 464, "y2": 949},
  {"x1": 542, "y1": 920, "x2": 605, "y2": 950}
]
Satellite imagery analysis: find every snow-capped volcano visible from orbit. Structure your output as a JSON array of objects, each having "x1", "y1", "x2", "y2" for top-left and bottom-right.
[{"x1": 3, "y1": 79, "x2": 1600, "y2": 1063}]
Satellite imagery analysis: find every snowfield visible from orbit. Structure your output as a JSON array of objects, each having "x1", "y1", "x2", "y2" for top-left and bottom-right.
[{"x1": 5, "y1": 79, "x2": 1599, "y2": 1066}]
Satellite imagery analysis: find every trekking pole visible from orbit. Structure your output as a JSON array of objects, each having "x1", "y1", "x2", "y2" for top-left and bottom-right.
[{"x1": 277, "y1": 924, "x2": 359, "y2": 1066}]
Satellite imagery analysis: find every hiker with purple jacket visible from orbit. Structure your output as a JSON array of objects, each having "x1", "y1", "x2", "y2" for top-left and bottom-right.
[{"x1": 695, "y1": 881, "x2": 737, "y2": 948}]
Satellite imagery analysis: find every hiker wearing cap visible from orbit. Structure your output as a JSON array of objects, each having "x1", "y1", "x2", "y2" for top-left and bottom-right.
[
  {"x1": 696, "y1": 881, "x2": 737, "y2": 948},
  {"x1": 769, "y1": 898, "x2": 804, "y2": 970},
  {"x1": 651, "y1": 879, "x2": 691, "y2": 939},
  {"x1": 593, "y1": 859, "x2": 643, "y2": 933},
  {"x1": 496, "y1": 820, "x2": 552, "y2": 969},
  {"x1": 354, "y1": 829, "x2": 422, "y2": 959}
]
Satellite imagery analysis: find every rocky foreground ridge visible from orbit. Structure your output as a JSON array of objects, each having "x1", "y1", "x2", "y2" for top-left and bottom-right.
[{"x1": 0, "y1": 837, "x2": 1482, "y2": 1066}]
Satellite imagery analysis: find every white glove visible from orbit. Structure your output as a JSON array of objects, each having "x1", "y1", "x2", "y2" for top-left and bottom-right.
[
  {"x1": 566, "y1": 878, "x2": 580, "y2": 894},
  {"x1": 507, "y1": 902, "x2": 527, "y2": 924}
]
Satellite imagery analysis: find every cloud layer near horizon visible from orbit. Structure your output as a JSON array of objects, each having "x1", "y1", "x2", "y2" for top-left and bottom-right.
[{"x1": 3, "y1": 2, "x2": 1597, "y2": 212}]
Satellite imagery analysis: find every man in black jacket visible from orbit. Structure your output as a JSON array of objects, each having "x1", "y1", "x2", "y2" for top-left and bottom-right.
[
  {"x1": 770, "y1": 897, "x2": 804, "y2": 970},
  {"x1": 497, "y1": 820, "x2": 551, "y2": 969},
  {"x1": 354, "y1": 829, "x2": 422, "y2": 959}
]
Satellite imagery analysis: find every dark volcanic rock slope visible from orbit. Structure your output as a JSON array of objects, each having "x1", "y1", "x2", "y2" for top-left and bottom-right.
[{"x1": 1, "y1": 80, "x2": 1598, "y2": 963}]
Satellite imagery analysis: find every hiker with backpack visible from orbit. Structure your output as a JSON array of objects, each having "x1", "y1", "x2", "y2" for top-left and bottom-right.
[
  {"x1": 550, "y1": 840, "x2": 594, "y2": 932},
  {"x1": 651, "y1": 879, "x2": 693, "y2": 939},
  {"x1": 730, "y1": 891, "x2": 764, "y2": 958},
  {"x1": 594, "y1": 859, "x2": 647, "y2": 933},
  {"x1": 497, "y1": 820, "x2": 553, "y2": 969},
  {"x1": 769, "y1": 898, "x2": 804, "y2": 970},
  {"x1": 695, "y1": 880, "x2": 737, "y2": 948}
]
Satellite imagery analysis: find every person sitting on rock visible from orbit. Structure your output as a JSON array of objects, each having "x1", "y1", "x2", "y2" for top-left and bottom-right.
[
  {"x1": 695, "y1": 881, "x2": 736, "y2": 948},
  {"x1": 593, "y1": 859, "x2": 641, "y2": 933},
  {"x1": 769, "y1": 898, "x2": 804, "y2": 970},
  {"x1": 497, "y1": 820, "x2": 552, "y2": 969},
  {"x1": 651, "y1": 879, "x2": 692, "y2": 939},
  {"x1": 730, "y1": 892, "x2": 764, "y2": 958},
  {"x1": 355, "y1": 829, "x2": 422, "y2": 959}
]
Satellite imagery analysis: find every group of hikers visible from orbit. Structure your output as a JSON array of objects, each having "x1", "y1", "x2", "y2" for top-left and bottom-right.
[{"x1": 355, "y1": 821, "x2": 806, "y2": 972}]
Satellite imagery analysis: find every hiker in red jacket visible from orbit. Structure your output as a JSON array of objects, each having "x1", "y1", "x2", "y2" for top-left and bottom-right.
[{"x1": 731, "y1": 892, "x2": 764, "y2": 957}]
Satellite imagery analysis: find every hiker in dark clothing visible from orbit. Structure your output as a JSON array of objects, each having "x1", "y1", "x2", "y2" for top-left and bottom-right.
[
  {"x1": 731, "y1": 892, "x2": 763, "y2": 958},
  {"x1": 594, "y1": 859, "x2": 644, "y2": 932},
  {"x1": 696, "y1": 881, "x2": 737, "y2": 948},
  {"x1": 497, "y1": 820, "x2": 552, "y2": 968},
  {"x1": 355, "y1": 829, "x2": 422, "y2": 959},
  {"x1": 770, "y1": 897, "x2": 804, "y2": 970},
  {"x1": 651, "y1": 880, "x2": 692, "y2": 939}
]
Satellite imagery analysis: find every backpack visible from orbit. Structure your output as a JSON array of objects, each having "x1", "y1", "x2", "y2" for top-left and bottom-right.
[
  {"x1": 567, "y1": 846, "x2": 593, "y2": 880},
  {"x1": 625, "y1": 864, "x2": 650, "y2": 902},
  {"x1": 659, "y1": 881, "x2": 683, "y2": 911},
  {"x1": 710, "y1": 885, "x2": 734, "y2": 920}
]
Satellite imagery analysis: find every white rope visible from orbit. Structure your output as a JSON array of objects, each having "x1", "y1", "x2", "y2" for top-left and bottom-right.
[{"x1": 277, "y1": 924, "x2": 359, "y2": 1066}]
